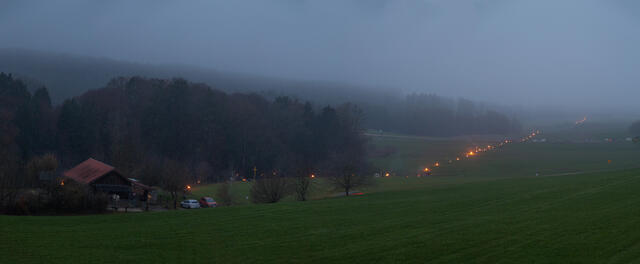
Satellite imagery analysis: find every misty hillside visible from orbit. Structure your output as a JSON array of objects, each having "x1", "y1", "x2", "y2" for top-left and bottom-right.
[
  {"x1": 0, "y1": 48, "x2": 394, "y2": 105},
  {"x1": 0, "y1": 49, "x2": 522, "y2": 136}
]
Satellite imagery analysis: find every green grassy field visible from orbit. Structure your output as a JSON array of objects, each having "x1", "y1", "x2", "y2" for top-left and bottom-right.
[
  {"x1": 3, "y1": 169, "x2": 640, "y2": 263},
  {"x1": 368, "y1": 132, "x2": 640, "y2": 178},
  {"x1": 2, "y1": 127, "x2": 640, "y2": 263}
]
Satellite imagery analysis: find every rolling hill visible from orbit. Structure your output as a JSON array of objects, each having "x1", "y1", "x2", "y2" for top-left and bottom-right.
[{"x1": 0, "y1": 48, "x2": 394, "y2": 105}]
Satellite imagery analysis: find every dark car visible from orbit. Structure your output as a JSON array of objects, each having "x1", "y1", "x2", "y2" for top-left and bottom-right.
[{"x1": 199, "y1": 197, "x2": 217, "y2": 208}]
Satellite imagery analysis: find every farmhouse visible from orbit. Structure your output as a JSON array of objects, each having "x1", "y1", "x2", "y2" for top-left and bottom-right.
[{"x1": 63, "y1": 158, "x2": 133, "y2": 199}]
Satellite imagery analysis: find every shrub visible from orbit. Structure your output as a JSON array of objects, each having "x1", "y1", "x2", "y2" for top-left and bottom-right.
[
  {"x1": 3, "y1": 190, "x2": 46, "y2": 215},
  {"x1": 215, "y1": 182, "x2": 233, "y2": 206},
  {"x1": 83, "y1": 192, "x2": 109, "y2": 213},
  {"x1": 2, "y1": 184, "x2": 108, "y2": 215},
  {"x1": 47, "y1": 182, "x2": 108, "y2": 214},
  {"x1": 155, "y1": 191, "x2": 174, "y2": 209},
  {"x1": 250, "y1": 175, "x2": 289, "y2": 204}
]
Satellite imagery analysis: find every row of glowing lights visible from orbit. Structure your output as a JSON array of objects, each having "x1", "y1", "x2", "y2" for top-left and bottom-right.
[
  {"x1": 211, "y1": 171, "x2": 319, "y2": 184},
  {"x1": 220, "y1": 174, "x2": 319, "y2": 184},
  {"x1": 179, "y1": 130, "x2": 541, "y2": 189},
  {"x1": 383, "y1": 130, "x2": 541, "y2": 177},
  {"x1": 236, "y1": 174, "x2": 317, "y2": 182},
  {"x1": 520, "y1": 130, "x2": 540, "y2": 142}
]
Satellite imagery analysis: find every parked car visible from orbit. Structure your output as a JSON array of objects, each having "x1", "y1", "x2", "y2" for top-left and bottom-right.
[
  {"x1": 199, "y1": 197, "x2": 217, "y2": 208},
  {"x1": 180, "y1": 199, "x2": 200, "y2": 209}
]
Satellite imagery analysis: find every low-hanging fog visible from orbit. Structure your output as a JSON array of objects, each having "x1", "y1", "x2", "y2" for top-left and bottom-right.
[{"x1": 2, "y1": 0, "x2": 640, "y2": 112}]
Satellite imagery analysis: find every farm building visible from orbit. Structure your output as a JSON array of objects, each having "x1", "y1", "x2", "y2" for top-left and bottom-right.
[
  {"x1": 63, "y1": 158, "x2": 134, "y2": 199},
  {"x1": 130, "y1": 178, "x2": 157, "y2": 204}
]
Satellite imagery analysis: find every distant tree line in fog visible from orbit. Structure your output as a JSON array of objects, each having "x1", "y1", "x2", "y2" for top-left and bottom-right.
[
  {"x1": 363, "y1": 93, "x2": 522, "y2": 137},
  {"x1": 630, "y1": 120, "x2": 640, "y2": 136},
  {"x1": 1, "y1": 49, "x2": 521, "y2": 138}
]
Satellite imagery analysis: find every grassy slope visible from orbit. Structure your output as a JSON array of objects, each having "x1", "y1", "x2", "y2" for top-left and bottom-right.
[
  {"x1": 369, "y1": 132, "x2": 640, "y2": 178},
  {"x1": 3, "y1": 169, "x2": 640, "y2": 263},
  {"x1": 188, "y1": 134, "x2": 640, "y2": 204},
  {"x1": 3, "y1": 127, "x2": 640, "y2": 263}
]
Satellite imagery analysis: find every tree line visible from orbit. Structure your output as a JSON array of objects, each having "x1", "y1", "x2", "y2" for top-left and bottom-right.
[
  {"x1": 1, "y1": 72, "x2": 522, "y2": 212},
  {"x1": 363, "y1": 93, "x2": 522, "y2": 137},
  {"x1": 1, "y1": 73, "x2": 369, "y2": 210}
]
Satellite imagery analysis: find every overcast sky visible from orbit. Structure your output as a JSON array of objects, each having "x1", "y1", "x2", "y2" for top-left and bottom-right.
[{"x1": 2, "y1": 0, "x2": 640, "y2": 110}]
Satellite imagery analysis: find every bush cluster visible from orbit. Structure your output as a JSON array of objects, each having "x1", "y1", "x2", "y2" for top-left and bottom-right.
[{"x1": 3, "y1": 182, "x2": 108, "y2": 215}]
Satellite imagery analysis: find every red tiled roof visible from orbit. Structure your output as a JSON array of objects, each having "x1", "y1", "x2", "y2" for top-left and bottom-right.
[
  {"x1": 131, "y1": 180, "x2": 153, "y2": 190},
  {"x1": 63, "y1": 158, "x2": 117, "y2": 184}
]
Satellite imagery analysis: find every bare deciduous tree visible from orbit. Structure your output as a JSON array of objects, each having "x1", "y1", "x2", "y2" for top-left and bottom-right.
[
  {"x1": 249, "y1": 172, "x2": 289, "y2": 203},
  {"x1": 0, "y1": 157, "x2": 20, "y2": 208},
  {"x1": 162, "y1": 159, "x2": 188, "y2": 209},
  {"x1": 326, "y1": 151, "x2": 371, "y2": 197},
  {"x1": 0, "y1": 110, "x2": 21, "y2": 208},
  {"x1": 26, "y1": 153, "x2": 58, "y2": 188},
  {"x1": 215, "y1": 181, "x2": 233, "y2": 206},
  {"x1": 293, "y1": 167, "x2": 313, "y2": 201},
  {"x1": 195, "y1": 161, "x2": 212, "y2": 184}
]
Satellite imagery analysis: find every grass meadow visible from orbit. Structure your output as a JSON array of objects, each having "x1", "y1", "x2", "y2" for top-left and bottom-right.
[{"x1": 2, "y1": 124, "x2": 640, "y2": 263}]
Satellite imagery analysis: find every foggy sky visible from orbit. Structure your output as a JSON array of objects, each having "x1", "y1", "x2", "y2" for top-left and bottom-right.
[{"x1": 2, "y1": 0, "x2": 640, "y2": 111}]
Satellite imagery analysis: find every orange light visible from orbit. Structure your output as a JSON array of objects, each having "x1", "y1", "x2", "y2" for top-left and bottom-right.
[
  {"x1": 242, "y1": 178, "x2": 247, "y2": 182},
  {"x1": 60, "y1": 180, "x2": 64, "y2": 186},
  {"x1": 434, "y1": 162, "x2": 440, "y2": 167},
  {"x1": 385, "y1": 172, "x2": 390, "y2": 177},
  {"x1": 468, "y1": 151, "x2": 475, "y2": 156},
  {"x1": 424, "y1": 167, "x2": 430, "y2": 172},
  {"x1": 310, "y1": 174, "x2": 316, "y2": 179},
  {"x1": 456, "y1": 157, "x2": 460, "y2": 161},
  {"x1": 186, "y1": 185, "x2": 191, "y2": 190},
  {"x1": 608, "y1": 160, "x2": 612, "y2": 164}
]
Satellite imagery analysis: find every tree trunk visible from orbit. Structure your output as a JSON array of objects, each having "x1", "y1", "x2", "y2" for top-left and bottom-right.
[{"x1": 172, "y1": 191, "x2": 177, "y2": 209}]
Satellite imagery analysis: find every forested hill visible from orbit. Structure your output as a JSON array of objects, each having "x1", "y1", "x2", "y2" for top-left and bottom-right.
[
  {"x1": 0, "y1": 48, "x2": 386, "y2": 105},
  {"x1": 0, "y1": 73, "x2": 367, "y2": 185},
  {"x1": 0, "y1": 49, "x2": 522, "y2": 137}
]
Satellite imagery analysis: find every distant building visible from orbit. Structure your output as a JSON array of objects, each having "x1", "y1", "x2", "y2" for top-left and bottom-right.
[
  {"x1": 130, "y1": 178, "x2": 157, "y2": 204},
  {"x1": 63, "y1": 158, "x2": 133, "y2": 199}
]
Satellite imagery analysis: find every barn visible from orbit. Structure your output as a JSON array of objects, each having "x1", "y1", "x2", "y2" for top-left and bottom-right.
[{"x1": 63, "y1": 158, "x2": 133, "y2": 199}]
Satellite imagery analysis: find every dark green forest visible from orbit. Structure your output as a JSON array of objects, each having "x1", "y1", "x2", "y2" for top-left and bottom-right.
[
  {"x1": 0, "y1": 49, "x2": 521, "y2": 137},
  {"x1": 1, "y1": 73, "x2": 367, "y2": 185}
]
